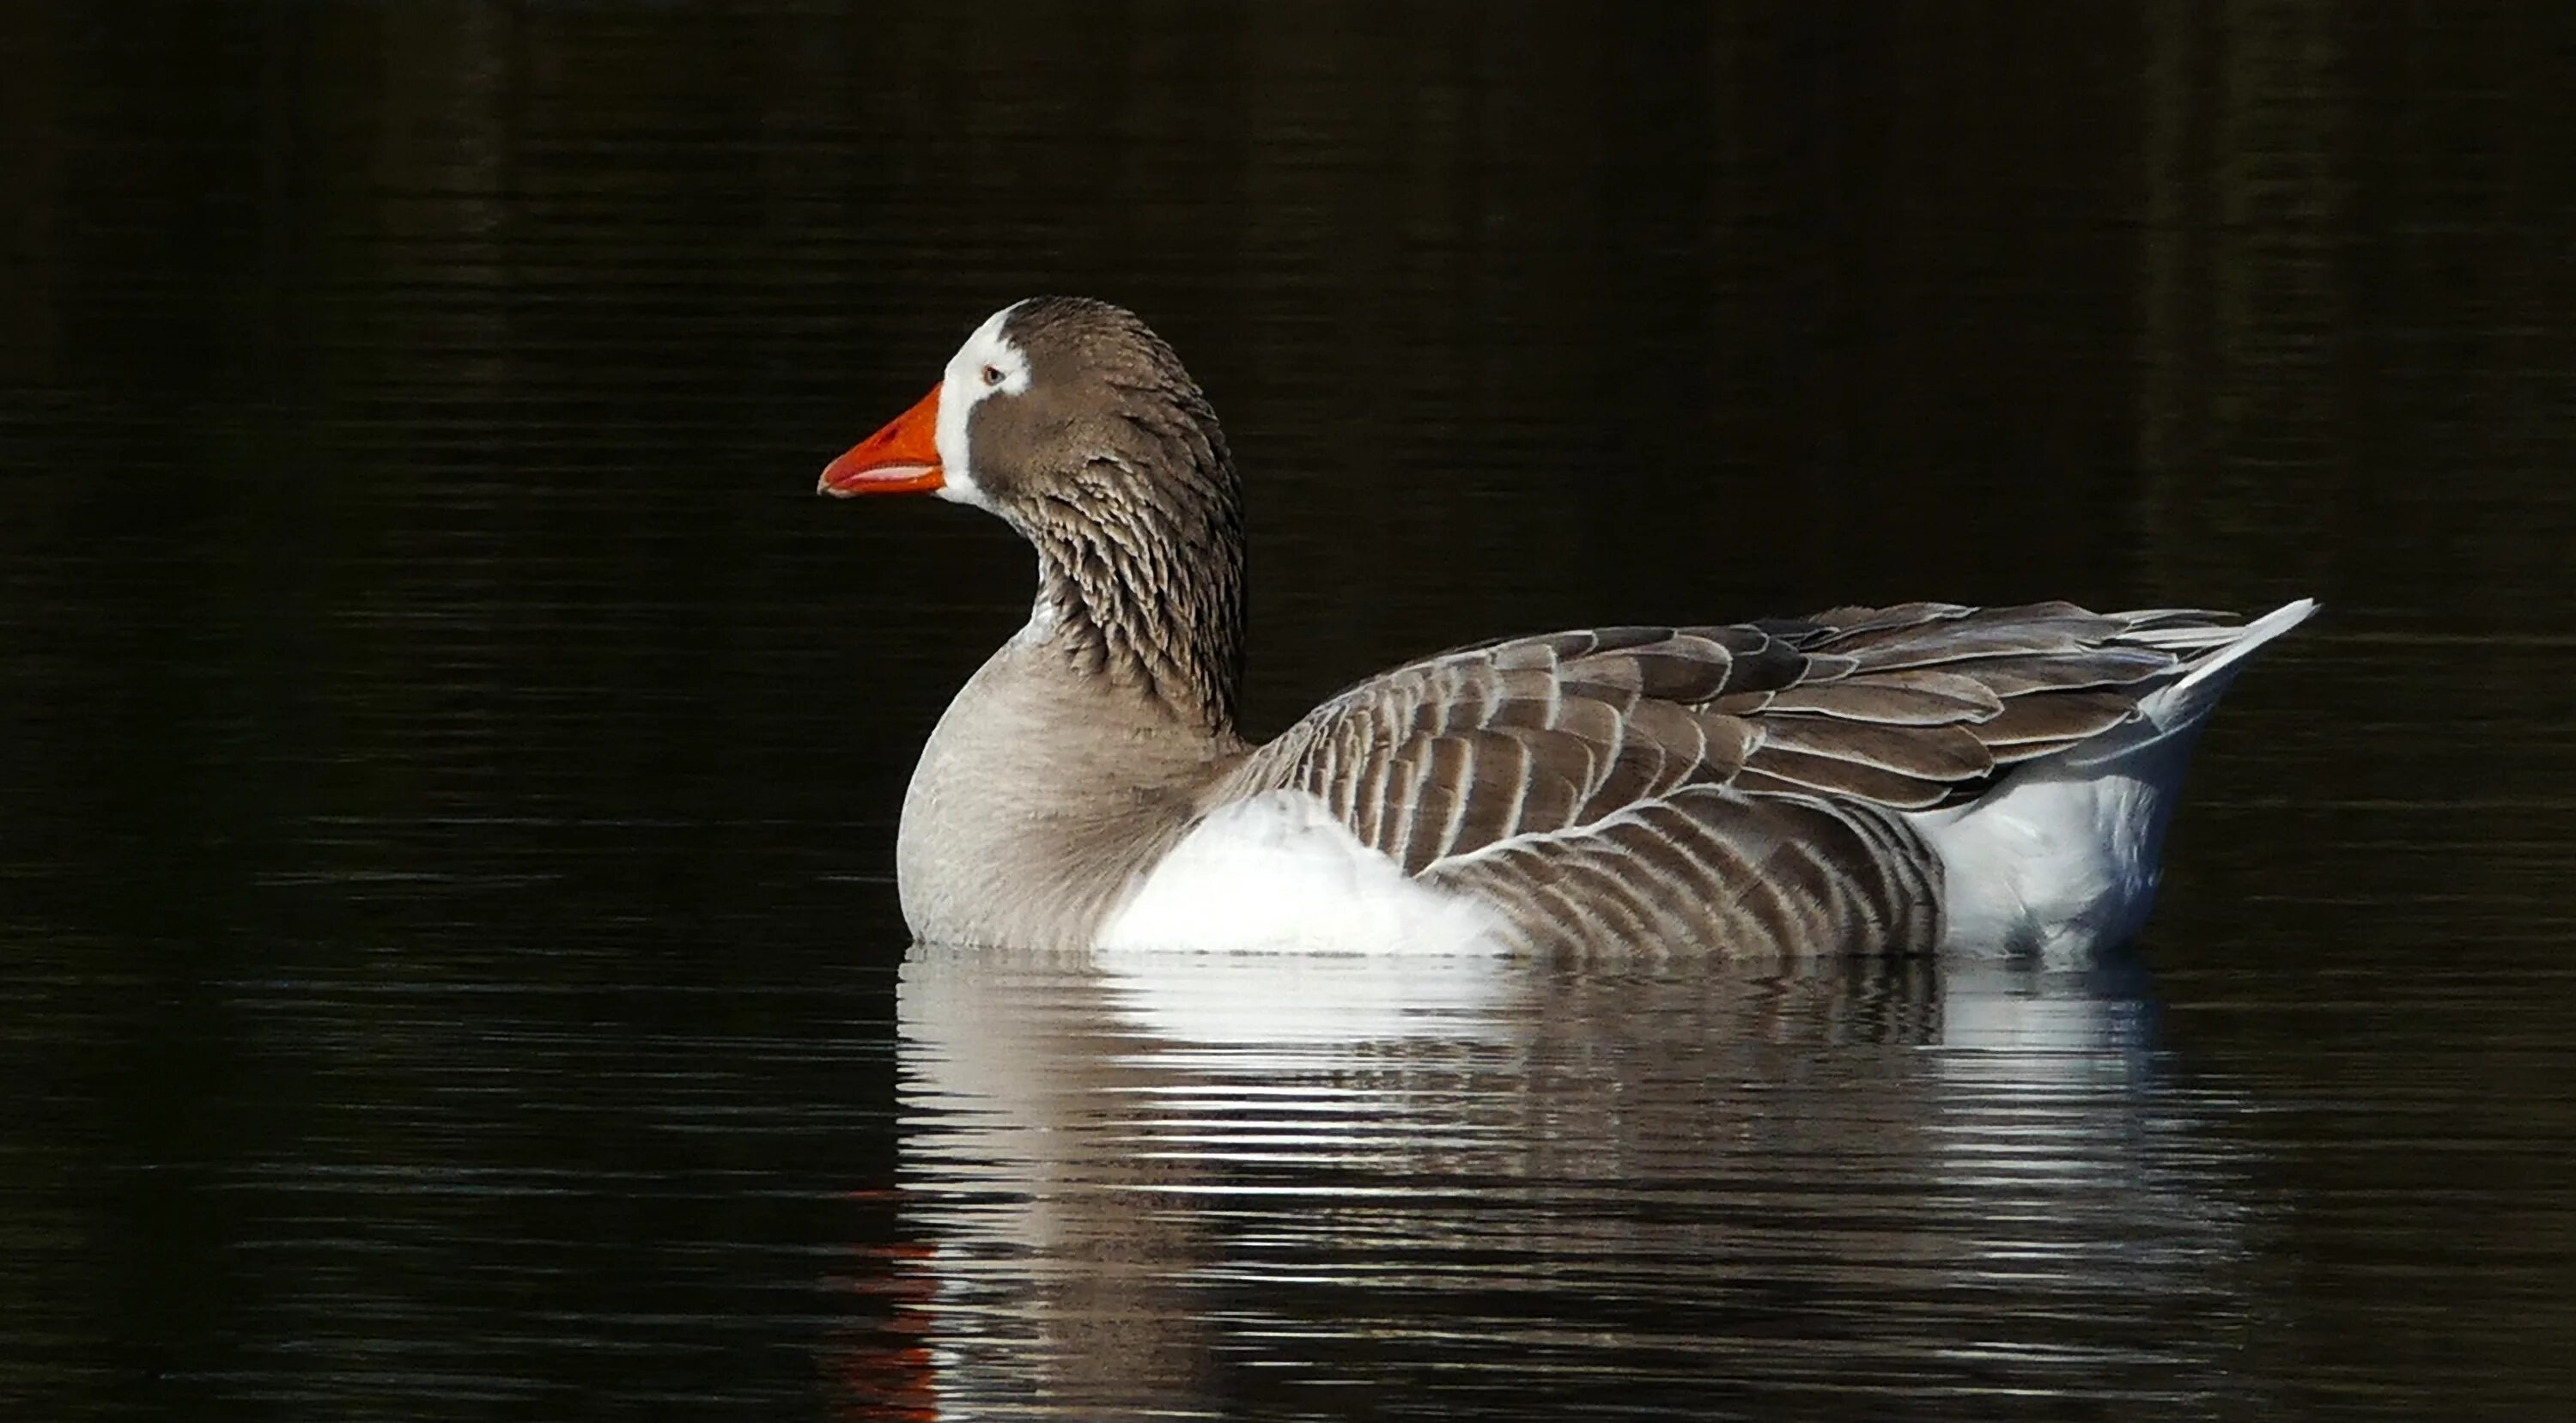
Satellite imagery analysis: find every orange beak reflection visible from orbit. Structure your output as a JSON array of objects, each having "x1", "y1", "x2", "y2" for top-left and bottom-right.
[{"x1": 818, "y1": 382, "x2": 946, "y2": 496}]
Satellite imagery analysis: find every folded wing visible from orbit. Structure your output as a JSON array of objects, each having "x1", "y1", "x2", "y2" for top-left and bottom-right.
[{"x1": 1229, "y1": 602, "x2": 2245, "y2": 952}]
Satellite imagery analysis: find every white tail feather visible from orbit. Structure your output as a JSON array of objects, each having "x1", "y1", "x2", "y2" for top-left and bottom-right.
[
  {"x1": 2145, "y1": 597, "x2": 2319, "y2": 719},
  {"x1": 1913, "y1": 599, "x2": 2317, "y2": 958}
]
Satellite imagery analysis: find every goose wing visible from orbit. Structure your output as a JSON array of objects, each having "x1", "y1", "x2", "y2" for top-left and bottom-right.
[{"x1": 1231, "y1": 602, "x2": 2240, "y2": 952}]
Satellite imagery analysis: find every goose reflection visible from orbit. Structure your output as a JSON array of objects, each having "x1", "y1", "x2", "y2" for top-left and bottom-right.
[{"x1": 866, "y1": 946, "x2": 2251, "y2": 1418}]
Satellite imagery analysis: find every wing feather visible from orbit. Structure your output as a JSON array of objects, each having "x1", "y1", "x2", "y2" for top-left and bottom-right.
[{"x1": 1224, "y1": 600, "x2": 2272, "y2": 951}]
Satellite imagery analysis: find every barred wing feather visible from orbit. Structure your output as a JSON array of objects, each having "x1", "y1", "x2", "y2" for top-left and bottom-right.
[{"x1": 1227, "y1": 603, "x2": 2251, "y2": 953}]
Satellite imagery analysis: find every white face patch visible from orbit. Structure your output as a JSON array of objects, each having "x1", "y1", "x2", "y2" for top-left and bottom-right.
[{"x1": 933, "y1": 303, "x2": 1032, "y2": 509}]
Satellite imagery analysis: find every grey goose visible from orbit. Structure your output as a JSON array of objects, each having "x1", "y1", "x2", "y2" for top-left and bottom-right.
[{"x1": 819, "y1": 296, "x2": 2313, "y2": 957}]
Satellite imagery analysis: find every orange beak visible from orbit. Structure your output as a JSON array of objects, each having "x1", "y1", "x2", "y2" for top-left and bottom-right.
[{"x1": 818, "y1": 382, "x2": 945, "y2": 496}]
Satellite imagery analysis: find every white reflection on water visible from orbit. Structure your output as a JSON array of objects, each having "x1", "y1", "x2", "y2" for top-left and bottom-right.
[{"x1": 883, "y1": 945, "x2": 2255, "y2": 1419}]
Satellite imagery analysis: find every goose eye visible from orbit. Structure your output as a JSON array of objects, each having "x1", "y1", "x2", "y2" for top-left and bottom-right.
[{"x1": 981, "y1": 364, "x2": 1005, "y2": 388}]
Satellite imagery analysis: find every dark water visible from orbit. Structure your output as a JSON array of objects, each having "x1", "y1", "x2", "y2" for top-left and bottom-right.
[{"x1": 4, "y1": 3, "x2": 2573, "y2": 1419}]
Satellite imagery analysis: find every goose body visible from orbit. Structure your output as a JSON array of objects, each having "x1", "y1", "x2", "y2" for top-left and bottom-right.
[{"x1": 823, "y1": 297, "x2": 2313, "y2": 958}]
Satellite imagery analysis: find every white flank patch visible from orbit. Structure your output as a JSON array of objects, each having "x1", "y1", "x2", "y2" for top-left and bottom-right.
[
  {"x1": 1914, "y1": 761, "x2": 2170, "y2": 959},
  {"x1": 1096, "y1": 790, "x2": 1512, "y2": 955},
  {"x1": 931, "y1": 302, "x2": 1032, "y2": 510}
]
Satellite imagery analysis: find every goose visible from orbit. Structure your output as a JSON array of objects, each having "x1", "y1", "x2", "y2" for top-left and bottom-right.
[{"x1": 819, "y1": 296, "x2": 2314, "y2": 957}]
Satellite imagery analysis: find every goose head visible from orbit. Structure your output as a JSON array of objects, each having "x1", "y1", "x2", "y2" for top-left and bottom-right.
[
  {"x1": 820, "y1": 296, "x2": 1237, "y2": 530},
  {"x1": 819, "y1": 298, "x2": 1248, "y2": 732}
]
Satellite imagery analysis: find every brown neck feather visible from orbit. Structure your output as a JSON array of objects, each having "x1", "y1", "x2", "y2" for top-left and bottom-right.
[{"x1": 1024, "y1": 454, "x2": 1245, "y2": 736}]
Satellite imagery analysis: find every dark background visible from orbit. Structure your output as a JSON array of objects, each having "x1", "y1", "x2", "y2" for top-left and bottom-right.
[{"x1": 3, "y1": 3, "x2": 2572, "y2": 1419}]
